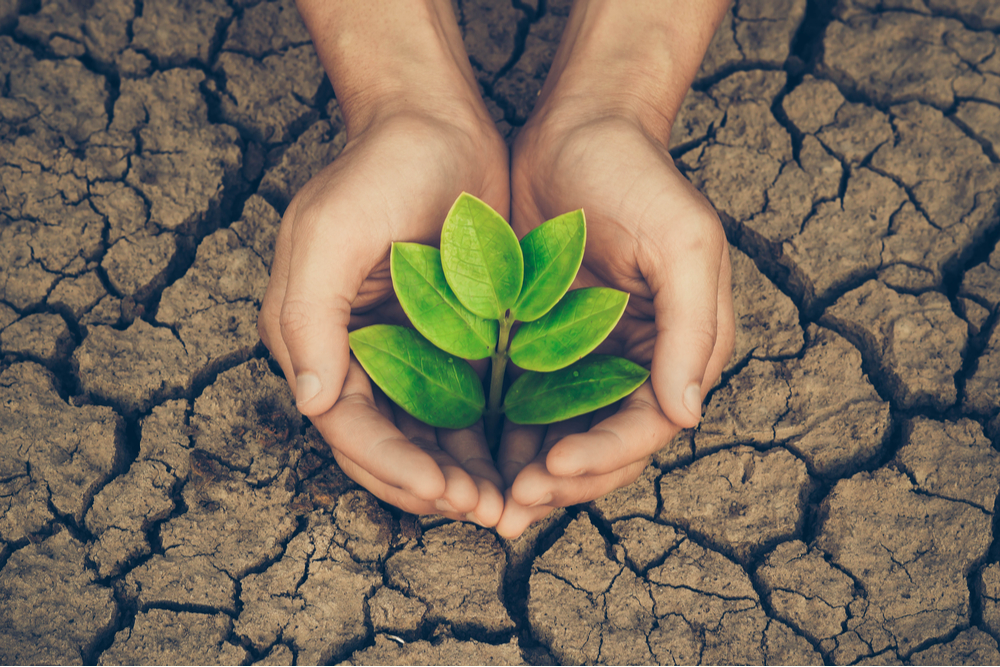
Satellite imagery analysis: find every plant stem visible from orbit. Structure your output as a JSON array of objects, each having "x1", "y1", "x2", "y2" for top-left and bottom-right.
[{"x1": 485, "y1": 314, "x2": 512, "y2": 453}]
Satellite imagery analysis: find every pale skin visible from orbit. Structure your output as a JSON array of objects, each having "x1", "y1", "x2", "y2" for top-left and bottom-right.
[{"x1": 258, "y1": 0, "x2": 735, "y2": 538}]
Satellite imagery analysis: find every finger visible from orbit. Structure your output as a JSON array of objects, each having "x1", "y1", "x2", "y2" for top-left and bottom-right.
[
  {"x1": 394, "y1": 408, "x2": 480, "y2": 514},
  {"x1": 497, "y1": 421, "x2": 545, "y2": 487},
  {"x1": 279, "y1": 203, "x2": 383, "y2": 417},
  {"x1": 437, "y1": 420, "x2": 505, "y2": 527},
  {"x1": 545, "y1": 383, "x2": 677, "y2": 477},
  {"x1": 643, "y1": 203, "x2": 726, "y2": 428},
  {"x1": 511, "y1": 455, "x2": 650, "y2": 509},
  {"x1": 371, "y1": 382, "x2": 396, "y2": 422},
  {"x1": 505, "y1": 438, "x2": 555, "y2": 508},
  {"x1": 705, "y1": 244, "x2": 736, "y2": 390},
  {"x1": 314, "y1": 358, "x2": 446, "y2": 501},
  {"x1": 329, "y1": 447, "x2": 458, "y2": 517},
  {"x1": 437, "y1": 421, "x2": 504, "y2": 490},
  {"x1": 540, "y1": 414, "x2": 590, "y2": 449},
  {"x1": 466, "y1": 476, "x2": 505, "y2": 527},
  {"x1": 258, "y1": 211, "x2": 295, "y2": 385},
  {"x1": 495, "y1": 489, "x2": 555, "y2": 540},
  {"x1": 500, "y1": 414, "x2": 588, "y2": 506},
  {"x1": 590, "y1": 402, "x2": 620, "y2": 427}
]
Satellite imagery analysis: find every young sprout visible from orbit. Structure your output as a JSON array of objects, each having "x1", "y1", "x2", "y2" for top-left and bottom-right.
[{"x1": 348, "y1": 192, "x2": 649, "y2": 450}]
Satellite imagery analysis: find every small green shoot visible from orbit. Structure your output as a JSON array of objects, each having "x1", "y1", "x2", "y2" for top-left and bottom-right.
[{"x1": 348, "y1": 192, "x2": 650, "y2": 450}]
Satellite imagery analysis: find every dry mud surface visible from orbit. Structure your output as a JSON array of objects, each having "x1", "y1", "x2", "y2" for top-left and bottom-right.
[{"x1": 2, "y1": 0, "x2": 999, "y2": 664}]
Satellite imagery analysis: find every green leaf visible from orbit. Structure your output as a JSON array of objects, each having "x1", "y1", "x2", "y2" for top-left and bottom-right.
[
  {"x1": 349, "y1": 325, "x2": 485, "y2": 429},
  {"x1": 503, "y1": 355, "x2": 650, "y2": 424},
  {"x1": 440, "y1": 192, "x2": 523, "y2": 319},
  {"x1": 509, "y1": 287, "x2": 629, "y2": 372},
  {"x1": 391, "y1": 242, "x2": 498, "y2": 360},
  {"x1": 512, "y1": 209, "x2": 586, "y2": 322}
]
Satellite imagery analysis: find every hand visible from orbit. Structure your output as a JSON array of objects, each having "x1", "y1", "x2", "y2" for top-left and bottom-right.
[
  {"x1": 496, "y1": 110, "x2": 735, "y2": 538},
  {"x1": 258, "y1": 108, "x2": 510, "y2": 525},
  {"x1": 259, "y1": 0, "x2": 515, "y2": 524},
  {"x1": 328, "y1": 354, "x2": 505, "y2": 525}
]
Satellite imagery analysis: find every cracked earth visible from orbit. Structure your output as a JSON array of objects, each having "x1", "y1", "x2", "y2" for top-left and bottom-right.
[{"x1": 1, "y1": 0, "x2": 999, "y2": 664}]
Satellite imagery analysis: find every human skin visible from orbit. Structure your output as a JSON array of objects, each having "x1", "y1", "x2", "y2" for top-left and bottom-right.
[
  {"x1": 258, "y1": 0, "x2": 509, "y2": 525},
  {"x1": 258, "y1": 0, "x2": 734, "y2": 537},
  {"x1": 495, "y1": 0, "x2": 734, "y2": 536}
]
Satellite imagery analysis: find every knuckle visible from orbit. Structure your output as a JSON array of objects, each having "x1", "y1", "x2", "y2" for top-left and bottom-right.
[
  {"x1": 676, "y1": 219, "x2": 725, "y2": 257},
  {"x1": 688, "y1": 320, "x2": 719, "y2": 359},
  {"x1": 278, "y1": 299, "x2": 318, "y2": 343},
  {"x1": 693, "y1": 315, "x2": 719, "y2": 344}
]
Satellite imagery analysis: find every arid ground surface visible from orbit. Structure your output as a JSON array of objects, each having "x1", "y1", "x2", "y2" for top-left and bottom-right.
[{"x1": 2, "y1": 0, "x2": 1000, "y2": 664}]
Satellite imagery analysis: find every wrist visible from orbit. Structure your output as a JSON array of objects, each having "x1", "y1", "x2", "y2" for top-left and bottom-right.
[
  {"x1": 296, "y1": 0, "x2": 491, "y2": 137},
  {"x1": 531, "y1": 0, "x2": 730, "y2": 141}
]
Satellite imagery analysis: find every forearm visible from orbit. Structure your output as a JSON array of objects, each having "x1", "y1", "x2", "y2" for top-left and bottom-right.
[
  {"x1": 536, "y1": 0, "x2": 731, "y2": 140},
  {"x1": 295, "y1": 0, "x2": 489, "y2": 135}
]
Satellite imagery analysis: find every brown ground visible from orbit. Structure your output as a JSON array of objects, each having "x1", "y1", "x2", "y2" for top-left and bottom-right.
[{"x1": 1, "y1": 0, "x2": 999, "y2": 664}]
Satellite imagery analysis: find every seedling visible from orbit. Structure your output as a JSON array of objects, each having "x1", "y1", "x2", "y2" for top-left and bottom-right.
[{"x1": 348, "y1": 192, "x2": 649, "y2": 450}]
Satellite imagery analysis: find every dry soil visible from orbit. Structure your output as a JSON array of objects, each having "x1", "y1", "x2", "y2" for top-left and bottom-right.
[{"x1": 1, "y1": 0, "x2": 999, "y2": 664}]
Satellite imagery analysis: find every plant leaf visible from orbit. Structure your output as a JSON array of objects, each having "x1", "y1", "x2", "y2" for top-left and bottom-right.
[
  {"x1": 349, "y1": 325, "x2": 485, "y2": 429},
  {"x1": 439, "y1": 192, "x2": 523, "y2": 319},
  {"x1": 391, "y1": 242, "x2": 498, "y2": 359},
  {"x1": 512, "y1": 209, "x2": 585, "y2": 322},
  {"x1": 509, "y1": 287, "x2": 629, "y2": 372},
  {"x1": 503, "y1": 355, "x2": 650, "y2": 424}
]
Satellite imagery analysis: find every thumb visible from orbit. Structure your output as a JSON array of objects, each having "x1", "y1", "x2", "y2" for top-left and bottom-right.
[
  {"x1": 645, "y1": 231, "x2": 725, "y2": 429},
  {"x1": 277, "y1": 225, "x2": 372, "y2": 417}
]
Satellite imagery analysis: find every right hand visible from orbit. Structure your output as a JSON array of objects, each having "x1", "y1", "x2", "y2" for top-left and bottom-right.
[
  {"x1": 495, "y1": 111, "x2": 734, "y2": 538},
  {"x1": 258, "y1": 109, "x2": 510, "y2": 525}
]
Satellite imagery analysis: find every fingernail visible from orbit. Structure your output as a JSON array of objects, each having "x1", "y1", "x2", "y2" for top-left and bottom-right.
[
  {"x1": 683, "y1": 382, "x2": 702, "y2": 421},
  {"x1": 295, "y1": 372, "x2": 322, "y2": 407},
  {"x1": 528, "y1": 493, "x2": 552, "y2": 508},
  {"x1": 465, "y1": 512, "x2": 484, "y2": 526},
  {"x1": 434, "y1": 498, "x2": 456, "y2": 513}
]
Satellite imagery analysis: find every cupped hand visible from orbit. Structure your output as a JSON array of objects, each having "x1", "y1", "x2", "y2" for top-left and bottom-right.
[
  {"x1": 496, "y1": 111, "x2": 735, "y2": 538},
  {"x1": 325, "y1": 353, "x2": 505, "y2": 525},
  {"x1": 258, "y1": 109, "x2": 509, "y2": 525}
]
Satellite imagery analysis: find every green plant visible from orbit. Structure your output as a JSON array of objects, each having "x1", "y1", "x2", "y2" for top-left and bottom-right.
[{"x1": 348, "y1": 192, "x2": 649, "y2": 450}]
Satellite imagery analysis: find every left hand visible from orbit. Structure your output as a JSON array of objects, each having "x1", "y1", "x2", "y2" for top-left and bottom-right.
[{"x1": 496, "y1": 109, "x2": 735, "y2": 538}]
